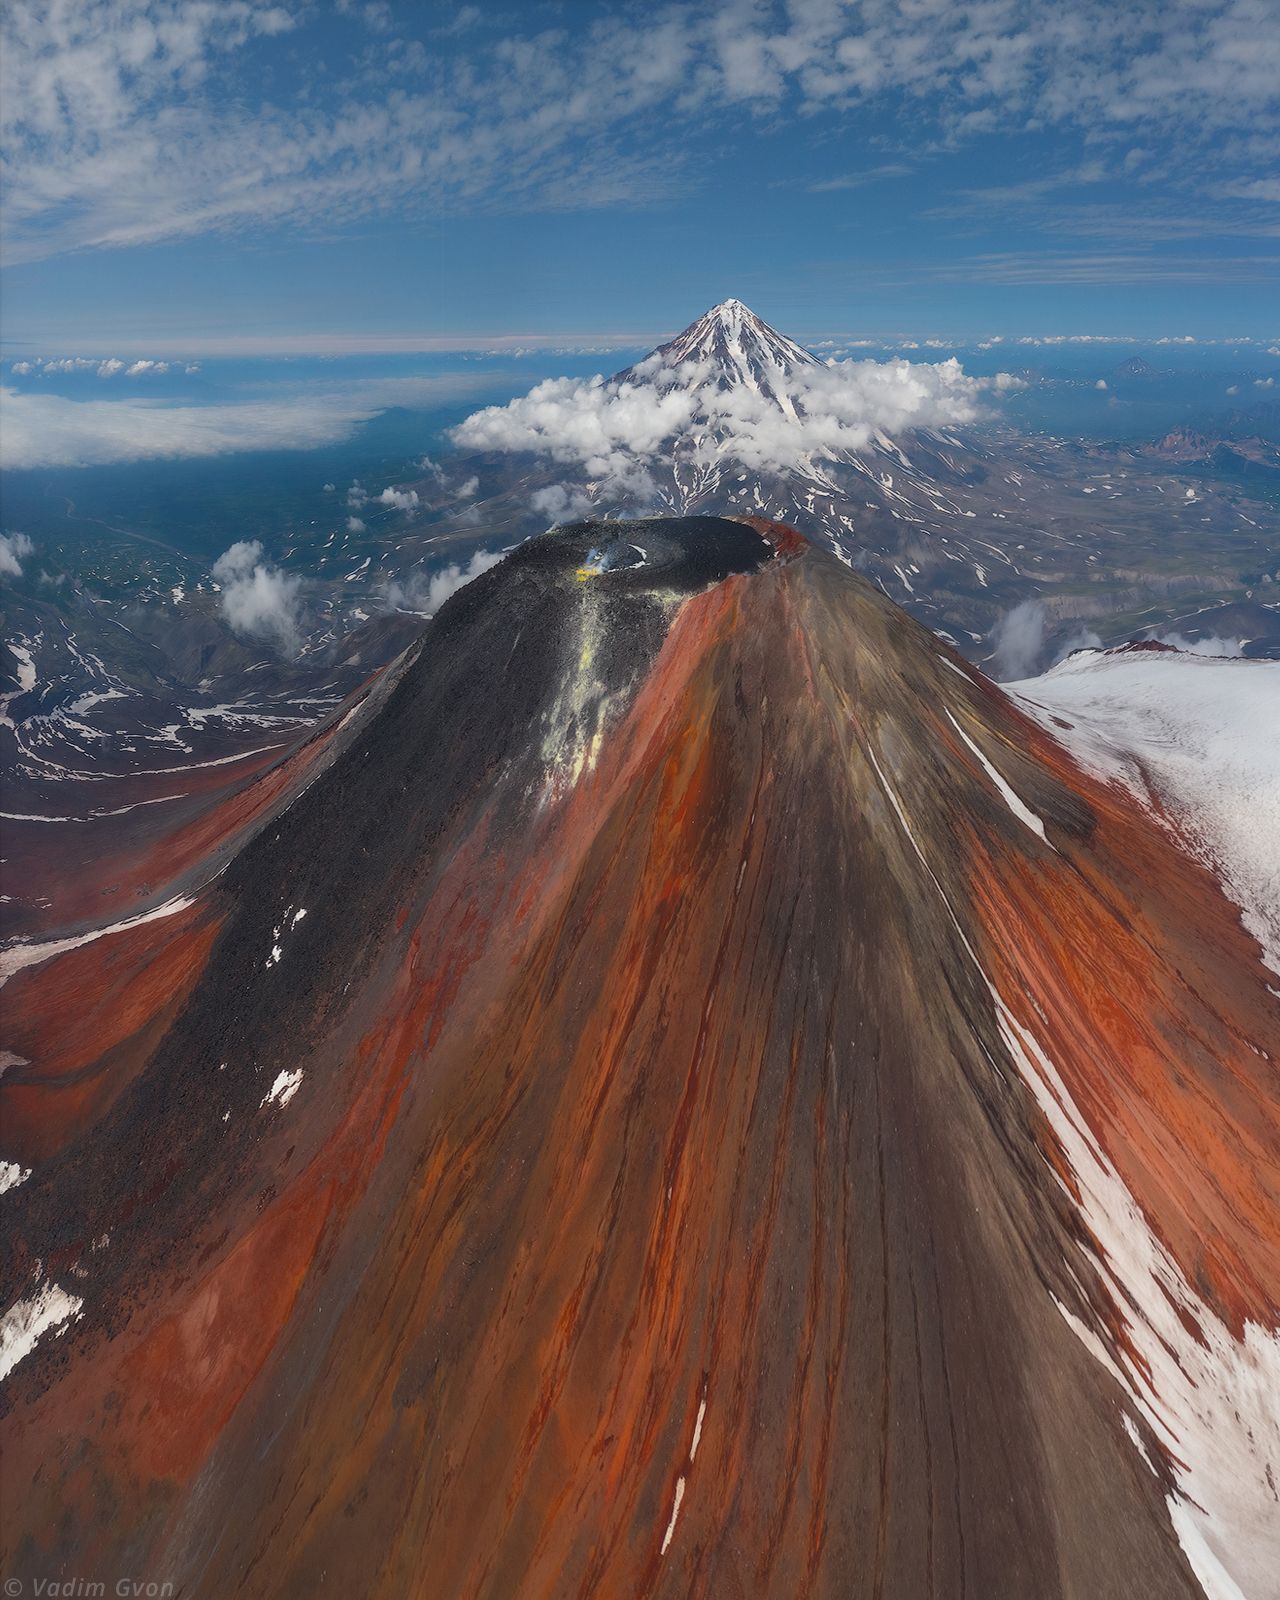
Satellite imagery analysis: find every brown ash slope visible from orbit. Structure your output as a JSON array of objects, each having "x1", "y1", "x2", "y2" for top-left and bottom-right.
[{"x1": 2, "y1": 516, "x2": 1278, "y2": 1600}]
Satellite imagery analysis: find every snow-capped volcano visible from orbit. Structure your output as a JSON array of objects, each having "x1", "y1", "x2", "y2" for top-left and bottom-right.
[
  {"x1": 608, "y1": 298, "x2": 842, "y2": 504},
  {"x1": 615, "y1": 298, "x2": 821, "y2": 410},
  {"x1": 452, "y1": 296, "x2": 1007, "y2": 542},
  {"x1": 444, "y1": 303, "x2": 1276, "y2": 663}
]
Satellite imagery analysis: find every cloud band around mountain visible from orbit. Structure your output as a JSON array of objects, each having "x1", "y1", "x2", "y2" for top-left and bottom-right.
[{"x1": 450, "y1": 355, "x2": 1020, "y2": 488}]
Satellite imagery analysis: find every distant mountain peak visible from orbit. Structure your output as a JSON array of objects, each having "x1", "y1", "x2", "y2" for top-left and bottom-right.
[
  {"x1": 615, "y1": 298, "x2": 820, "y2": 408},
  {"x1": 690, "y1": 297, "x2": 780, "y2": 338},
  {"x1": 660, "y1": 297, "x2": 821, "y2": 377}
]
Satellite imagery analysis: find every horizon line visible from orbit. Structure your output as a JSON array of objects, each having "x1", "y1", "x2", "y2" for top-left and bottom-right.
[{"x1": 2, "y1": 329, "x2": 1278, "y2": 359}]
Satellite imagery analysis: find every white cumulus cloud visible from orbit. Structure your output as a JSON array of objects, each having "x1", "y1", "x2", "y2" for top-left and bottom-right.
[
  {"x1": 0, "y1": 532, "x2": 35, "y2": 577},
  {"x1": 529, "y1": 483, "x2": 598, "y2": 524},
  {"x1": 452, "y1": 354, "x2": 1015, "y2": 491},
  {"x1": 378, "y1": 487, "x2": 420, "y2": 511},
  {"x1": 382, "y1": 549, "x2": 502, "y2": 616},
  {"x1": 211, "y1": 540, "x2": 303, "y2": 654}
]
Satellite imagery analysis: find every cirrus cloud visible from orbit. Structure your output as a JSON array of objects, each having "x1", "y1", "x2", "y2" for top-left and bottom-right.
[{"x1": 3, "y1": 0, "x2": 1277, "y2": 266}]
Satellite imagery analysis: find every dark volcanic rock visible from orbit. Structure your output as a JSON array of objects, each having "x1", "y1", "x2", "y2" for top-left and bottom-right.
[{"x1": 2, "y1": 517, "x2": 1276, "y2": 1600}]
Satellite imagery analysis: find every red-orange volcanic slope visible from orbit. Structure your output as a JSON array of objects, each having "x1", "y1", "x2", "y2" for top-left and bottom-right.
[{"x1": 2, "y1": 518, "x2": 1277, "y2": 1600}]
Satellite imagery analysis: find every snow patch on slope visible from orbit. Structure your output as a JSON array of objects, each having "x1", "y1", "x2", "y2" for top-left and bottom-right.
[
  {"x1": 991, "y1": 991, "x2": 1280, "y2": 1600},
  {"x1": 944, "y1": 707, "x2": 1055, "y2": 849},
  {"x1": 0, "y1": 1160, "x2": 31, "y2": 1194},
  {"x1": 1011, "y1": 650, "x2": 1280, "y2": 974},
  {"x1": 1, "y1": 642, "x2": 37, "y2": 729},
  {"x1": 261, "y1": 1067, "x2": 303, "y2": 1109},
  {"x1": 870, "y1": 729, "x2": 1280, "y2": 1600},
  {"x1": 0, "y1": 893, "x2": 197, "y2": 986},
  {"x1": 0, "y1": 1279, "x2": 84, "y2": 1383}
]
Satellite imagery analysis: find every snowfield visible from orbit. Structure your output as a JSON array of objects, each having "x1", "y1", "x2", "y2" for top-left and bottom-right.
[{"x1": 1011, "y1": 648, "x2": 1280, "y2": 976}]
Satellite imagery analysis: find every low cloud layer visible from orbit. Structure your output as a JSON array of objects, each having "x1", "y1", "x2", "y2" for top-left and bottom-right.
[
  {"x1": 0, "y1": 373, "x2": 498, "y2": 470},
  {"x1": 1, "y1": 387, "x2": 381, "y2": 470},
  {"x1": 6, "y1": 356, "x2": 188, "y2": 378},
  {"x1": 212, "y1": 540, "x2": 303, "y2": 654},
  {"x1": 452, "y1": 355, "x2": 1016, "y2": 493}
]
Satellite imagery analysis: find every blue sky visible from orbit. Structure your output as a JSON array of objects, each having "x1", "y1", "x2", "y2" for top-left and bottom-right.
[{"x1": 3, "y1": 0, "x2": 1279, "y2": 349}]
